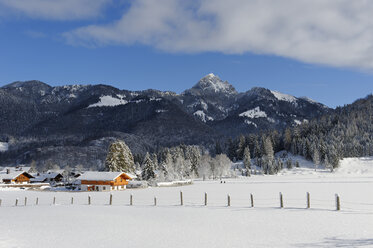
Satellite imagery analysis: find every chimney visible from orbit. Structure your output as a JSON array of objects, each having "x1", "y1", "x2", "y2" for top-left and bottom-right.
[{"x1": 6, "y1": 169, "x2": 10, "y2": 174}]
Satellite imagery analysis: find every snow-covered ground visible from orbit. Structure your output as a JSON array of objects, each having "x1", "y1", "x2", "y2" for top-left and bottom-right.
[{"x1": 1, "y1": 158, "x2": 373, "y2": 247}]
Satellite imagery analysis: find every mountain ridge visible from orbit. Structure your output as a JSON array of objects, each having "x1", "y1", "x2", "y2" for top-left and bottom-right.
[{"x1": 0, "y1": 74, "x2": 330, "y2": 168}]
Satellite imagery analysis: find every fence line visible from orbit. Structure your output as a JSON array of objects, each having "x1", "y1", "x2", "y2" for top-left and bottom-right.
[{"x1": 1, "y1": 192, "x2": 372, "y2": 212}]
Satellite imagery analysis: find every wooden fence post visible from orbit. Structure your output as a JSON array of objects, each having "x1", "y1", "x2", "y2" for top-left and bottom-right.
[
  {"x1": 335, "y1": 194, "x2": 340, "y2": 211},
  {"x1": 36, "y1": 197, "x2": 39, "y2": 206},
  {"x1": 204, "y1": 192, "x2": 207, "y2": 206},
  {"x1": 227, "y1": 194, "x2": 231, "y2": 207},
  {"x1": 279, "y1": 192, "x2": 283, "y2": 208},
  {"x1": 130, "y1": 194, "x2": 133, "y2": 206},
  {"x1": 180, "y1": 191, "x2": 183, "y2": 206},
  {"x1": 154, "y1": 197, "x2": 157, "y2": 206},
  {"x1": 24, "y1": 197, "x2": 27, "y2": 206},
  {"x1": 71, "y1": 197, "x2": 74, "y2": 205},
  {"x1": 0, "y1": 199, "x2": 2, "y2": 207},
  {"x1": 306, "y1": 192, "x2": 310, "y2": 209},
  {"x1": 15, "y1": 198, "x2": 18, "y2": 206},
  {"x1": 88, "y1": 195, "x2": 91, "y2": 205},
  {"x1": 250, "y1": 194, "x2": 254, "y2": 208},
  {"x1": 53, "y1": 196, "x2": 56, "y2": 205}
]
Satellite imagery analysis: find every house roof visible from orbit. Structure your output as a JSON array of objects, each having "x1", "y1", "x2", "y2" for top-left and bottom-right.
[
  {"x1": 0, "y1": 171, "x2": 33, "y2": 180},
  {"x1": 30, "y1": 172, "x2": 63, "y2": 182},
  {"x1": 77, "y1": 172, "x2": 133, "y2": 181}
]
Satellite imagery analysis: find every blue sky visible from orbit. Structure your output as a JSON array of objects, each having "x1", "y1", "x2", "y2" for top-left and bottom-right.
[{"x1": 0, "y1": 0, "x2": 372, "y2": 108}]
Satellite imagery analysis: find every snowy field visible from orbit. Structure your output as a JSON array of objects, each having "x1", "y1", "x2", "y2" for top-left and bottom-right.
[{"x1": 1, "y1": 159, "x2": 373, "y2": 247}]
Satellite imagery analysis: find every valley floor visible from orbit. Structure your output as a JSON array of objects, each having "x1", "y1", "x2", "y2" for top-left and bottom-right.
[{"x1": 1, "y1": 161, "x2": 373, "y2": 247}]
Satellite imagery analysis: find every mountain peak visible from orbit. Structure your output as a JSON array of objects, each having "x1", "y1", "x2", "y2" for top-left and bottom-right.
[
  {"x1": 184, "y1": 73, "x2": 238, "y2": 96},
  {"x1": 2, "y1": 80, "x2": 51, "y2": 90}
]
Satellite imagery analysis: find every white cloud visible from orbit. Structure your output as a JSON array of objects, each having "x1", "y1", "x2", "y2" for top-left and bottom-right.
[
  {"x1": 63, "y1": 0, "x2": 373, "y2": 70},
  {"x1": 0, "y1": 0, "x2": 111, "y2": 20}
]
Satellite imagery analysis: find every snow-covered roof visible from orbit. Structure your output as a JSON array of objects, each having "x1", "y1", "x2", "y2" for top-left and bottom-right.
[
  {"x1": 77, "y1": 172, "x2": 134, "y2": 181},
  {"x1": 30, "y1": 172, "x2": 63, "y2": 182},
  {"x1": 0, "y1": 171, "x2": 33, "y2": 180}
]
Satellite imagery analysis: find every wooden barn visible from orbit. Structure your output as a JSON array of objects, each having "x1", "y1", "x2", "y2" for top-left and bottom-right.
[
  {"x1": 0, "y1": 171, "x2": 34, "y2": 184},
  {"x1": 77, "y1": 172, "x2": 134, "y2": 191}
]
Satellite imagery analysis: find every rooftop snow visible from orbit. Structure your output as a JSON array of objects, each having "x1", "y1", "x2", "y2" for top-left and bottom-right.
[
  {"x1": 239, "y1": 107, "x2": 267, "y2": 119},
  {"x1": 77, "y1": 172, "x2": 134, "y2": 181},
  {"x1": 0, "y1": 171, "x2": 32, "y2": 180},
  {"x1": 271, "y1": 90, "x2": 297, "y2": 103},
  {"x1": 88, "y1": 95, "x2": 128, "y2": 108}
]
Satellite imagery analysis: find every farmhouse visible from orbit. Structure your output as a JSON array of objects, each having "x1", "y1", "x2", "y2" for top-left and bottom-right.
[
  {"x1": 30, "y1": 172, "x2": 64, "y2": 185},
  {"x1": 0, "y1": 171, "x2": 34, "y2": 184},
  {"x1": 77, "y1": 172, "x2": 134, "y2": 191}
]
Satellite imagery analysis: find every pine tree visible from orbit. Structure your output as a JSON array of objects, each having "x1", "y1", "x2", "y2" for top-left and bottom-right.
[
  {"x1": 141, "y1": 152, "x2": 156, "y2": 181},
  {"x1": 105, "y1": 140, "x2": 135, "y2": 173},
  {"x1": 227, "y1": 138, "x2": 237, "y2": 161},
  {"x1": 263, "y1": 137, "x2": 274, "y2": 174},
  {"x1": 185, "y1": 146, "x2": 201, "y2": 177},
  {"x1": 215, "y1": 141, "x2": 223, "y2": 155},
  {"x1": 324, "y1": 154, "x2": 332, "y2": 172},
  {"x1": 237, "y1": 135, "x2": 246, "y2": 160},
  {"x1": 284, "y1": 128, "x2": 292, "y2": 151},
  {"x1": 243, "y1": 146, "x2": 251, "y2": 176},
  {"x1": 312, "y1": 146, "x2": 320, "y2": 171},
  {"x1": 29, "y1": 160, "x2": 38, "y2": 173}
]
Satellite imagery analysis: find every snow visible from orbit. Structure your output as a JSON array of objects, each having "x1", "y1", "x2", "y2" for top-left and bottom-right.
[
  {"x1": 195, "y1": 73, "x2": 235, "y2": 94},
  {"x1": 1, "y1": 172, "x2": 373, "y2": 247},
  {"x1": 155, "y1": 109, "x2": 168, "y2": 113},
  {"x1": 87, "y1": 95, "x2": 128, "y2": 108},
  {"x1": 300, "y1": 96, "x2": 318, "y2": 104},
  {"x1": 336, "y1": 157, "x2": 373, "y2": 174},
  {"x1": 267, "y1": 117, "x2": 276, "y2": 123},
  {"x1": 244, "y1": 120, "x2": 257, "y2": 128},
  {"x1": 0, "y1": 142, "x2": 8, "y2": 152},
  {"x1": 2, "y1": 157, "x2": 373, "y2": 247},
  {"x1": 271, "y1": 90, "x2": 297, "y2": 103},
  {"x1": 77, "y1": 172, "x2": 134, "y2": 181},
  {"x1": 294, "y1": 119, "x2": 302, "y2": 125},
  {"x1": 239, "y1": 107, "x2": 267, "y2": 118},
  {"x1": 0, "y1": 171, "x2": 26, "y2": 181},
  {"x1": 193, "y1": 110, "x2": 214, "y2": 122}
]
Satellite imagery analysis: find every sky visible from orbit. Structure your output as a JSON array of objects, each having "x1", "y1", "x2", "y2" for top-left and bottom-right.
[{"x1": 0, "y1": 0, "x2": 372, "y2": 108}]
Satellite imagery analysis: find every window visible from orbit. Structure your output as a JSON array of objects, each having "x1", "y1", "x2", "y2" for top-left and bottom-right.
[{"x1": 103, "y1": 186, "x2": 106, "y2": 190}]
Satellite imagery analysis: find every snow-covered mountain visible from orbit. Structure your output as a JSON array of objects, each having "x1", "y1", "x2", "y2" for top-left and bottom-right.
[
  {"x1": 0, "y1": 74, "x2": 329, "y2": 167},
  {"x1": 180, "y1": 73, "x2": 238, "y2": 122}
]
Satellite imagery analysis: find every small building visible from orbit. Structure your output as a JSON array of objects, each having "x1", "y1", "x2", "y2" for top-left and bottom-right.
[
  {"x1": 0, "y1": 171, "x2": 34, "y2": 184},
  {"x1": 77, "y1": 172, "x2": 134, "y2": 191},
  {"x1": 30, "y1": 172, "x2": 64, "y2": 185}
]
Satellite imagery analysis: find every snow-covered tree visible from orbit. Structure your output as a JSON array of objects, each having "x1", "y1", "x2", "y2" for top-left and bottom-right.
[
  {"x1": 29, "y1": 160, "x2": 38, "y2": 173},
  {"x1": 185, "y1": 146, "x2": 201, "y2": 177},
  {"x1": 243, "y1": 146, "x2": 251, "y2": 176},
  {"x1": 141, "y1": 152, "x2": 156, "y2": 181},
  {"x1": 312, "y1": 146, "x2": 320, "y2": 171},
  {"x1": 105, "y1": 140, "x2": 135, "y2": 173},
  {"x1": 215, "y1": 154, "x2": 232, "y2": 178}
]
